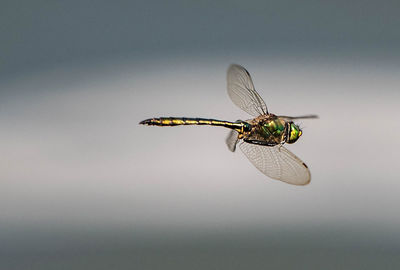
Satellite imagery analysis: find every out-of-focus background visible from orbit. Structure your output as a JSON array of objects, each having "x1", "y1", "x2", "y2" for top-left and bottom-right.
[{"x1": 1, "y1": 1, "x2": 400, "y2": 269}]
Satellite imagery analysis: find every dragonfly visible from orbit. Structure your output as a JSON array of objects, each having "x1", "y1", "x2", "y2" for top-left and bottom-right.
[{"x1": 140, "y1": 64, "x2": 318, "y2": 185}]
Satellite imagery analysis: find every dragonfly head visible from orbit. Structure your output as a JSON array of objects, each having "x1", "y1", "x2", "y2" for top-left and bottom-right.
[{"x1": 286, "y1": 122, "x2": 302, "y2": 144}]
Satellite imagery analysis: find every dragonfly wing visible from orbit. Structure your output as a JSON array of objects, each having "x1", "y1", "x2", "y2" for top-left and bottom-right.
[
  {"x1": 226, "y1": 130, "x2": 239, "y2": 152},
  {"x1": 278, "y1": 115, "x2": 319, "y2": 120},
  {"x1": 239, "y1": 142, "x2": 311, "y2": 185},
  {"x1": 227, "y1": 64, "x2": 268, "y2": 117}
]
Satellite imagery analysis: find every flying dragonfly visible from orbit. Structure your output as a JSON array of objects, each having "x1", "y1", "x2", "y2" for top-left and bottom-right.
[{"x1": 140, "y1": 64, "x2": 318, "y2": 185}]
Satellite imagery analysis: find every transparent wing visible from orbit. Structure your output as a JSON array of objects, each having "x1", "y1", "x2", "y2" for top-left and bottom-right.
[
  {"x1": 226, "y1": 130, "x2": 239, "y2": 152},
  {"x1": 239, "y1": 142, "x2": 311, "y2": 185},
  {"x1": 227, "y1": 64, "x2": 268, "y2": 117},
  {"x1": 278, "y1": 115, "x2": 319, "y2": 120}
]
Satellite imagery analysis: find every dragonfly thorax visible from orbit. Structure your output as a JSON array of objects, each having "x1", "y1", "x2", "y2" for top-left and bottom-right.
[
  {"x1": 242, "y1": 115, "x2": 286, "y2": 146},
  {"x1": 241, "y1": 115, "x2": 303, "y2": 146},
  {"x1": 262, "y1": 118, "x2": 286, "y2": 138}
]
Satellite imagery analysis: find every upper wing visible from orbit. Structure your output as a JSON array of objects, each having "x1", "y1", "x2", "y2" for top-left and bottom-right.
[
  {"x1": 227, "y1": 64, "x2": 268, "y2": 117},
  {"x1": 239, "y1": 142, "x2": 311, "y2": 185},
  {"x1": 278, "y1": 115, "x2": 319, "y2": 120}
]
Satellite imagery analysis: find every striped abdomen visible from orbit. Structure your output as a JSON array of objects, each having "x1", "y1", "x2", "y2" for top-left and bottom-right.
[{"x1": 139, "y1": 117, "x2": 247, "y2": 132}]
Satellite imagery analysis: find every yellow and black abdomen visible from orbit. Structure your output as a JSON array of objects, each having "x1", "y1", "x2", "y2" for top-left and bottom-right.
[
  {"x1": 140, "y1": 117, "x2": 248, "y2": 132},
  {"x1": 140, "y1": 117, "x2": 216, "y2": 126}
]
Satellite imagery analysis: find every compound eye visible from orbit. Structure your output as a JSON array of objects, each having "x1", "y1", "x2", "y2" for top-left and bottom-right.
[{"x1": 288, "y1": 123, "x2": 301, "y2": 144}]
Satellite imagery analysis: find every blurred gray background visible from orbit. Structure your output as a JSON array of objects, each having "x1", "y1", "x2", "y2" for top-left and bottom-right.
[{"x1": 1, "y1": 0, "x2": 400, "y2": 269}]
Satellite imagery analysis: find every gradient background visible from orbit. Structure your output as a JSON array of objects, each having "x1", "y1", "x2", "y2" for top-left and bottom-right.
[{"x1": 1, "y1": 1, "x2": 400, "y2": 269}]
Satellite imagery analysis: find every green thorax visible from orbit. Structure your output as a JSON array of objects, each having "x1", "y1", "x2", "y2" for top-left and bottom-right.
[
  {"x1": 243, "y1": 115, "x2": 287, "y2": 145},
  {"x1": 261, "y1": 118, "x2": 286, "y2": 138}
]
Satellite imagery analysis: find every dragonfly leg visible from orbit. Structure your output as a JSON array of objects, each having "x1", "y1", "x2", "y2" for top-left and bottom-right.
[{"x1": 243, "y1": 139, "x2": 277, "y2": 147}]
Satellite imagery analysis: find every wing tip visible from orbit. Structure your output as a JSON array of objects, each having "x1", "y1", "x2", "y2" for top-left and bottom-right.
[
  {"x1": 274, "y1": 175, "x2": 311, "y2": 186},
  {"x1": 296, "y1": 177, "x2": 311, "y2": 186},
  {"x1": 293, "y1": 163, "x2": 311, "y2": 186},
  {"x1": 228, "y1": 64, "x2": 248, "y2": 73},
  {"x1": 228, "y1": 63, "x2": 242, "y2": 69}
]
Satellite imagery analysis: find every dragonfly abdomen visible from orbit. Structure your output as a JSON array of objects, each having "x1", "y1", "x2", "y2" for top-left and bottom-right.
[{"x1": 140, "y1": 117, "x2": 247, "y2": 132}]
